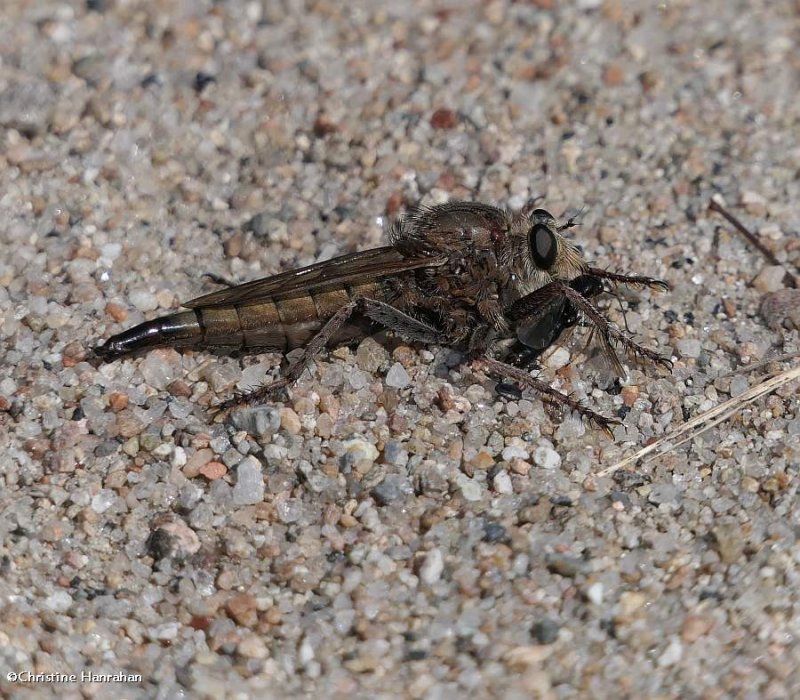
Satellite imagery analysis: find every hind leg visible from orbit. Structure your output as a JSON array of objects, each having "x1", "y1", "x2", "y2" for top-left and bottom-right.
[{"x1": 212, "y1": 298, "x2": 446, "y2": 415}]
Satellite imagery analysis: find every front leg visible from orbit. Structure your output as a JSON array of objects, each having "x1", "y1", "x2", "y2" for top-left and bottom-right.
[
  {"x1": 477, "y1": 298, "x2": 510, "y2": 333},
  {"x1": 509, "y1": 281, "x2": 672, "y2": 371},
  {"x1": 585, "y1": 266, "x2": 669, "y2": 292}
]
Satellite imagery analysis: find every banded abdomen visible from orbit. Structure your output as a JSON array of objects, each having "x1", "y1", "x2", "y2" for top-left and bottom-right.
[{"x1": 96, "y1": 281, "x2": 384, "y2": 361}]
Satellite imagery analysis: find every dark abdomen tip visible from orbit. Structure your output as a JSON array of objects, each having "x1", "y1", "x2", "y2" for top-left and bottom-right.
[
  {"x1": 94, "y1": 338, "x2": 125, "y2": 362},
  {"x1": 95, "y1": 311, "x2": 202, "y2": 362}
]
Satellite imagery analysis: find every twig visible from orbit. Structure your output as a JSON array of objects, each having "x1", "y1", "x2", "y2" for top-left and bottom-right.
[
  {"x1": 598, "y1": 364, "x2": 800, "y2": 478},
  {"x1": 708, "y1": 199, "x2": 798, "y2": 288},
  {"x1": 716, "y1": 351, "x2": 800, "y2": 379}
]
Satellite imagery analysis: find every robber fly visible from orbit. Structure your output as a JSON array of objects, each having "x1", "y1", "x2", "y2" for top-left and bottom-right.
[{"x1": 96, "y1": 201, "x2": 670, "y2": 434}]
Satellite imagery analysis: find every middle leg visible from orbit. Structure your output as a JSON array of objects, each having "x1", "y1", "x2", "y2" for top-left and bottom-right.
[{"x1": 473, "y1": 356, "x2": 620, "y2": 437}]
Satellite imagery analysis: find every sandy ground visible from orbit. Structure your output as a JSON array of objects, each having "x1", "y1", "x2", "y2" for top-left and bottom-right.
[{"x1": 1, "y1": 1, "x2": 799, "y2": 698}]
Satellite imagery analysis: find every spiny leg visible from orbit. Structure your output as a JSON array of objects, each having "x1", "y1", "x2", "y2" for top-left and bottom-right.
[
  {"x1": 474, "y1": 356, "x2": 619, "y2": 437},
  {"x1": 212, "y1": 298, "x2": 446, "y2": 415},
  {"x1": 558, "y1": 283, "x2": 672, "y2": 369},
  {"x1": 558, "y1": 206, "x2": 585, "y2": 232},
  {"x1": 467, "y1": 323, "x2": 497, "y2": 357},
  {"x1": 211, "y1": 300, "x2": 360, "y2": 415},
  {"x1": 520, "y1": 195, "x2": 546, "y2": 218},
  {"x1": 585, "y1": 266, "x2": 669, "y2": 292},
  {"x1": 360, "y1": 298, "x2": 447, "y2": 345}
]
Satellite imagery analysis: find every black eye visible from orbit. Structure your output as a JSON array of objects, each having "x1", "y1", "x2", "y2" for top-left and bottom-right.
[
  {"x1": 530, "y1": 208, "x2": 553, "y2": 220},
  {"x1": 529, "y1": 223, "x2": 557, "y2": 270}
]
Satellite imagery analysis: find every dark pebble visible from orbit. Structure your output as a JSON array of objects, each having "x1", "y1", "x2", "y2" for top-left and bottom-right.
[
  {"x1": 94, "y1": 440, "x2": 120, "y2": 457},
  {"x1": 194, "y1": 72, "x2": 216, "y2": 92},
  {"x1": 145, "y1": 529, "x2": 174, "y2": 562},
  {"x1": 545, "y1": 552, "x2": 589, "y2": 578},
  {"x1": 483, "y1": 522, "x2": 508, "y2": 543},
  {"x1": 648, "y1": 483, "x2": 680, "y2": 507},
  {"x1": 550, "y1": 495, "x2": 573, "y2": 507},
  {"x1": 231, "y1": 406, "x2": 281, "y2": 438},
  {"x1": 531, "y1": 618, "x2": 561, "y2": 644},
  {"x1": 613, "y1": 470, "x2": 650, "y2": 489},
  {"x1": 372, "y1": 474, "x2": 413, "y2": 506},
  {"x1": 610, "y1": 491, "x2": 632, "y2": 508}
]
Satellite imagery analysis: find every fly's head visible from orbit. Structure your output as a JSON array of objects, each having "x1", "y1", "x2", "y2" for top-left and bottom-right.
[{"x1": 503, "y1": 207, "x2": 588, "y2": 298}]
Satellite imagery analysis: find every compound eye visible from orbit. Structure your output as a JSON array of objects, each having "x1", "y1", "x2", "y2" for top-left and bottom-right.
[
  {"x1": 530, "y1": 208, "x2": 554, "y2": 220},
  {"x1": 529, "y1": 223, "x2": 558, "y2": 270}
]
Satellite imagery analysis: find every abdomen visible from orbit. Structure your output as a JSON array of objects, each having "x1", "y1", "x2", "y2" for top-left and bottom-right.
[{"x1": 96, "y1": 283, "x2": 383, "y2": 361}]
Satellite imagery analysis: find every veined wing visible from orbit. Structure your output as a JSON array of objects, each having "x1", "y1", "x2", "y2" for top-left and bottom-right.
[{"x1": 184, "y1": 246, "x2": 445, "y2": 308}]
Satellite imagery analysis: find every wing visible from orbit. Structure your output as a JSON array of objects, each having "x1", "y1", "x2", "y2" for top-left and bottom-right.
[{"x1": 184, "y1": 246, "x2": 445, "y2": 308}]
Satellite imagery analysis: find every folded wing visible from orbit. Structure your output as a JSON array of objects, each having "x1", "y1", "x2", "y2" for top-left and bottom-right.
[{"x1": 183, "y1": 246, "x2": 445, "y2": 308}]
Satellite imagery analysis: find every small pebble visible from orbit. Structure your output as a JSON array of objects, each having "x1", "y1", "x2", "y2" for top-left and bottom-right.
[
  {"x1": 470, "y1": 449, "x2": 495, "y2": 470},
  {"x1": 279, "y1": 407, "x2": 302, "y2": 435},
  {"x1": 657, "y1": 637, "x2": 684, "y2": 667},
  {"x1": 483, "y1": 522, "x2": 507, "y2": 543},
  {"x1": 276, "y1": 498, "x2": 303, "y2": 523},
  {"x1": 372, "y1": 474, "x2": 413, "y2": 505},
  {"x1": 752, "y1": 265, "x2": 787, "y2": 293},
  {"x1": 729, "y1": 375, "x2": 749, "y2": 397},
  {"x1": 148, "y1": 520, "x2": 201, "y2": 560},
  {"x1": 184, "y1": 448, "x2": 214, "y2": 478},
  {"x1": 682, "y1": 615, "x2": 713, "y2": 643},
  {"x1": 129, "y1": 289, "x2": 159, "y2": 312},
  {"x1": 347, "y1": 369, "x2": 369, "y2": 390},
  {"x1": 226, "y1": 593, "x2": 258, "y2": 627},
  {"x1": 199, "y1": 461, "x2": 227, "y2": 480},
  {"x1": 545, "y1": 553, "x2": 589, "y2": 578},
  {"x1": 501, "y1": 444, "x2": 528, "y2": 461},
  {"x1": 543, "y1": 347, "x2": 570, "y2": 370},
  {"x1": 91, "y1": 489, "x2": 116, "y2": 514},
  {"x1": 712, "y1": 523, "x2": 744, "y2": 564},
  {"x1": 355, "y1": 338, "x2": 387, "y2": 373},
  {"x1": 455, "y1": 475, "x2": 484, "y2": 502},
  {"x1": 532, "y1": 441, "x2": 561, "y2": 470},
  {"x1": 419, "y1": 548, "x2": 445, "y2": 584},
  {"x1": 105, "y1": 302, "x2": 128, "y2": 322},
  {"x1": 648, "y1": 484, "x2": 680, "y2": 508},
  {"x1": 492, "y1": 470, "x2": 513, "y2": 494},
  {"x1": 342, "y1": 438, "x2": 379, "y2": 471},
  {"x1": 385, "y1": 362, "x2": 411, "y2": 389},
  {"x1": 232, "y1": 456, "x2": 265, "y2": 505},
  {"x1": 585, "y1": 582, "x2": 604, "y2": 605},
  {"x1": 430, "y1": 108, "x2": 458, "y2": 129},
  {"x1": 238, "y1": 634, "x2": 269, "y2": 659},
  {"x1": 115, "y1": 409, "x2": 145, "y2": 439},
  {"x1": 676, "y1": 338, "x2": 702, "y2": 359},
  {"x1": 232, "y1": 406, "x2": 281, "y2": 437},
  {"x1": 0, "y1": 81, "x2": 55, "y2": 135}
]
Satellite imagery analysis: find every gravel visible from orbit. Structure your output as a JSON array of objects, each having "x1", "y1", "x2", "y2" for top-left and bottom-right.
[{"x1": 2, "y1": 1, "x2": 800, "y2": 698}]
